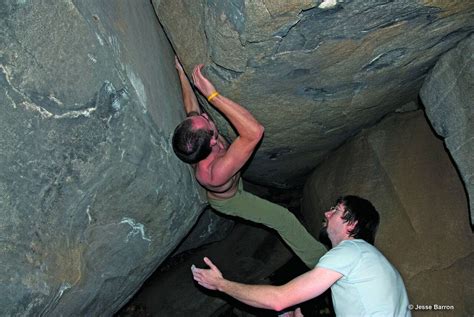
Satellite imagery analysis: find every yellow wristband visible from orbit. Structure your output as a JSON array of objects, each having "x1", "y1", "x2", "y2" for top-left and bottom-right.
[{"x1": 207, "y1": 91, "x2": 219, "y2": 102}]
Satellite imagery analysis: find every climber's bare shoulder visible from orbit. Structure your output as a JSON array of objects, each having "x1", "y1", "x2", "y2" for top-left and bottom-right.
[{"x1": 194, "y1": 156, "x2": 240, "y2": 200}]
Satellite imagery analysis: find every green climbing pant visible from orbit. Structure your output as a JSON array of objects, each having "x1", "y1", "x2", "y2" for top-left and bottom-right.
[{"x1": 208, "y1": 181, "x2": 327, "y2": 268}]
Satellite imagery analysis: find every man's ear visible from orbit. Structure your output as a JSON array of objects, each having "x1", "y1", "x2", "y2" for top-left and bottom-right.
[
  {"x1": 346, "y1": 220, "x2": 358, "y2": 235},
  {"x1": 210, "y1": 137, "x2": 217, "y2": 146}
]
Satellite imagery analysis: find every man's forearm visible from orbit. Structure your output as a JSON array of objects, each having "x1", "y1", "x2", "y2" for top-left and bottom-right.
[
  {"x1": 192, "y1": 64, "x2": 263, "y2": 141},
  {"x1": 177, "y1": 68, "x2": 200, "y2": 115},
  {"x1": 217, "y1": 279, "x2": 285, "y2": 311},
  {"x1": 192, "y1": 257, "x2": 338, "y2": 314}
]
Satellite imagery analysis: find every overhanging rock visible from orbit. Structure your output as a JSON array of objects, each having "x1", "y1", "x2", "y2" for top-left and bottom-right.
[
  {"x1": 0, "y1": 1, "x2": 205, "y2": 315},
  {"x1": 154, "y1": 0, "x2": 474, "y2": 188},
  {"x1": 420, "y1": 34, "x2": 474, "y2": 226}
]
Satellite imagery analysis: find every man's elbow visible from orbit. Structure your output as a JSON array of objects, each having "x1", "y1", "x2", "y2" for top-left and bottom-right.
[
  {"x1": 261, "y1": 298, "x2": 284, "y2": 312},
  {"x1": 257, "y1": 124, "x2": 265, "y2": 140},
  {"x1": 241, "y1": 124, "x2": 264, "y2": 147},
  {"x1": 251, "y1": 124, "x2": 264, "y2": 143},
  {"x1": 272, "y1": 303, "x2": 287, "y2": 312},
  {"x1": 268, "y1": 290, "x2": 290, "y2": 312},
  {"x1": 273, "y1": 302, "x2": 293, "y2": 313}
]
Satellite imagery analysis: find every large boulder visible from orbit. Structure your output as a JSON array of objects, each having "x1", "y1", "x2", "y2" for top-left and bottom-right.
[
  {"x1": 302, "y1": 111, "x2": 474, "y2": 315},
  {"x1": 154, "y1": 0, "x2": 474, "y2": 188},
  {"x1": 0, "y1": 1, "x2": 206, "y2": 315},
  {"x1": 420, "y1": 34, "x2": 474, "y2": 225}
]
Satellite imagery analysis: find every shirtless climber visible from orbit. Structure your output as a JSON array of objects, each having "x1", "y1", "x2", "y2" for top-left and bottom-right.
[{"x1": 172, "y1": 58, "x2": 326, "y2": 269}]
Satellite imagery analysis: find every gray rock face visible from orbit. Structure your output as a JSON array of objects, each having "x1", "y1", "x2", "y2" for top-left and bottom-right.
[
  {"x1": 120, "y1": 222, "x2": 294, "y2": 317},
  {"x1": 2, "y1": 1, "x2": 473, "y2": 315},
  {"x1": 154, "y1": 0, "x2": 474, "y2": 188},
  {"x1": 420, "y1": 34, "x2": 474, "y2": 225},
  {"x1": 1, "y1": 1, "x2": 205, "y2": 315},
  {"x1": 302, "y1": 111, "x2": 473, "y2": 316},
  {"x1": 172, "y1": 207, "x2": 234, "y2": 255}
]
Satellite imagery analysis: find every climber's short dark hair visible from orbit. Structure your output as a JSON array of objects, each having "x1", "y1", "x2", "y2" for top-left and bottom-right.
[{"x1": 172, "y1": 118, "x2": 212, "y2": 164}]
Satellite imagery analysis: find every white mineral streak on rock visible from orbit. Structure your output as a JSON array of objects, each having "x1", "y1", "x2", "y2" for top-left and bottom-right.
[
  {"x1": 20, "y1": 102, "x2": 96, "y2": 119},
  {"x1": 1, "y1": 64, "x2": 24, "y2": 108},
  {"x1": 120, "y1": 217, "x2": 152, "y2": 243},
  {"x1": 368, "y1": 53, "x2": 384, "y2": 66},
  {"x1": 3, "y1": 62, "x2": 97, "y2": 120},
  {"x1": 126, "y1": 66, "x2": 148, "y2": 114},
  {"x1": 57, "y1": 282, "x2": 72, "y2": 299},
  {"x1": 95, "y1": 32, "x2": 104, "y2": 46},
  {"x1": 159, "y1": 135, "x2": 171, "y2": 155},
  {"x1": 87, "y1": 53, "x2": 97, "y2": 63},
  {"x1": 39, "y1": 282, "x2": 72, "y2": 315},
  {"x1": 20, "y1": 101, "x2": 54, "y2": 119},
  {"x1": 109, "y1": 35, "x2": 120, "y2": 57},
  {"x1": 48, "y1": 94, "x2": 64, "y2": 106},
  {"x1": 54, "y1": 107, "x2": 97, "y2": 119},
  {"x1": 318, "y1": 0, "x2": 337, "y2": 9},
  {"x1": 86, "y1": 205, "x2": 92, "y2": 224}
]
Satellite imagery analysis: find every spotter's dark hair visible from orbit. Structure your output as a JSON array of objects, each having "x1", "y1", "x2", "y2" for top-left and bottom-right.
[{"x1": 338, "y1": 195, "x2": 380, "y2": 245}]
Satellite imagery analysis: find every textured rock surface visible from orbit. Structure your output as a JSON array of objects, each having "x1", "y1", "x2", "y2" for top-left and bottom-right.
[
  {"x1": 420, "y1": 34, "x2": 474, "y2": 225},
  {"x1": 2, "y1": 1, "x2": 473, "y2": 315},
  {"x1": 172, "y1": 207, "x2": 234, "y2": 256},
  {"x1": 0, "y1": 1, "x2": 206, "y2": 315},
  {"x1": 119, "y1": 221, "x2": 294, "y2": 317},
  {"x1": 302, "y1": 111, "x2": 474, "y2": 315},
  {"x1": 154, "y1": 0, "x2": 474, "y2": 188},
  {"x1": 119, "y1": 180, "x2": 320, "y2": 316}
]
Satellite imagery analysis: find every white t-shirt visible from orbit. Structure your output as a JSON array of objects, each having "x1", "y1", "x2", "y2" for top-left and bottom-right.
[{"x1": 317, "y1": 239, "x2": 410, "y2": 316}]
